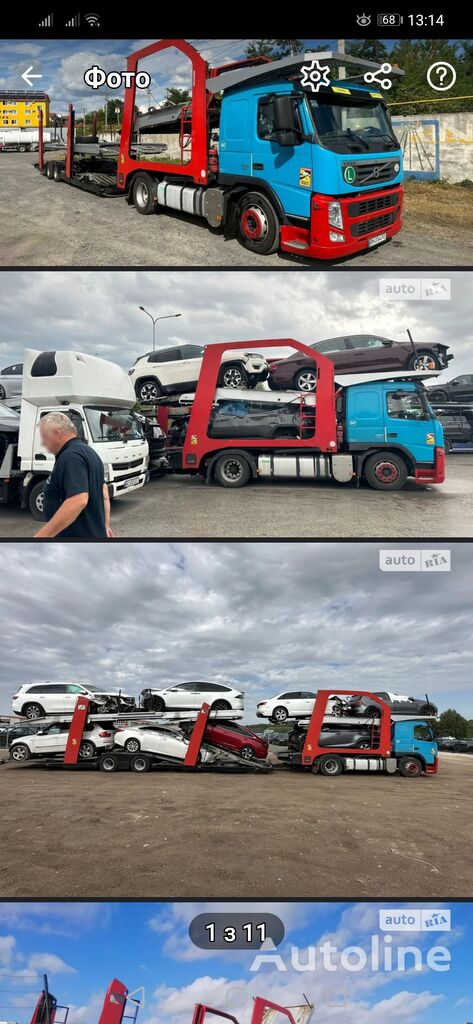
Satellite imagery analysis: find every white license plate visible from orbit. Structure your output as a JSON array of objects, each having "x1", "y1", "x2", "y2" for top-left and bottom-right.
[
  {"x1": 368, "y1": 232, "x2": 387, "y2": 248},
  {"x1": 123, "y1": 478, "x2": 136, "y2": 489}
]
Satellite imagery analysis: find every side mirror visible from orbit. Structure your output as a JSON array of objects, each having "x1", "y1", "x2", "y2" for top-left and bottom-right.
[{"x1": 272, "y1": 95, "x2": 300, "y2": 146}]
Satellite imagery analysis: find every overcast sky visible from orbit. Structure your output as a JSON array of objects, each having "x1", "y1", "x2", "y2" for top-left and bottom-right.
[
  {"x1": 0, "y1": 901, "x2": 470, "y2": 1024},
  {"x1": 0, "y1": 271, "x2": 471, "y2": 382},
  {"x1": 1, "y1": 541, "x2": 471, "y2": 719}
]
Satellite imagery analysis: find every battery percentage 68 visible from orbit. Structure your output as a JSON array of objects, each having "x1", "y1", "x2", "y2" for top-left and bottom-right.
[{"x1": 377, "y1": 12, "x2": 403, "y2": 25}]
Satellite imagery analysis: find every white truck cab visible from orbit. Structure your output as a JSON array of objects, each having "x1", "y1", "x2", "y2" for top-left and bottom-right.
[{"x1": 13, "y1": 349, "x2": 149, "y2": 518}]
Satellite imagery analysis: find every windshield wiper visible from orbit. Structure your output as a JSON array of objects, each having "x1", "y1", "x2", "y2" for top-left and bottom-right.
[{"x1": 322, "y1": 129, "x2": 369, "y2": 150}]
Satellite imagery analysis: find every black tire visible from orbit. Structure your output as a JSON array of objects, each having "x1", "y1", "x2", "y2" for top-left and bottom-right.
[
  {"x1": 136, "y1": 377, "x2": 163, "y2": 403},
  {"x1": 132, "y1": 173, "x2": 158, "y2": 215},
  {"x1": 53, "y1": 162, "x2": 62, "y2": 182},
  {"x1": 45, "y1": 162, "x2": 55, "y2": 179},
  {"x1": 429, "y1": 390, "x2": 448, "y2": 403},
  {"x1": 28, "y1": 481, "x2": 46, "y2": 521},
  {"x1": 356, "y1": 740, "x2": 372, "y2": 749},
  {"x1": 398, "y1": 756, "x2": 422, "y2": 778},
  {"x1": 18, "y1": 145, "x2": 28, "y2": 153},
  {"x1": 130, "y1": 754, "x2": 151, "y2": 773},
  {"x1": 294, "y1": 368, "x2": 317, "y2": 393},
  {"x1": 236, "y1": 191, "x2": 280, "y2": 255},
  {"x1": 124, "y1": 737, "x2": 141, "y2": 753},
  {"x1": 331, "y1": 702, "x2": 343, "y2": 717},
  {"x1": 22, "y1": 702, "x2": 45, "y2": 720},
  {"x1": 444, "y1": 437, "x2": 453, "y2": 454},
  {"x1": 146, "y1": 695, "x2": 165, "y2": 712},
  {"x1": 364, "y1": 705, "x2": 381, "y2": 718},
  {"x1": 317, "y1": 754, "x2": 344, "y2": 776},
  {"x1": 363, "y1": 452, "x2": 408, "y2": 491},
  {"x1": 213, "y1": 453, "x2": 251, "y2": 488},
  {"x1": 219, "y1": 363, "x2": 249, "y2": 389},
  {"x1": 78, "y1": 741, "x2": 96, "y2": 760},
  {"x1": 239, "y1": 745, "x2": 255, "y2": 760},
  {"x1": 271, "y1": 705, "x2": 288, "y2": 723},
  {"x1": 99, "y1": 753, "x2": 119, "y2": 772},
  {"x1": 10, "y1": 743, "x2": 31, "y2": 761},
  {"x1": 407, "y1": 350, "x2": 441, "y2": 371},
  {"x1": 0, "y1": 385, "x2": 5, "y2": 399},
  {"x1": 211, "y1": 699, "x2": 231, "y2": 711}
]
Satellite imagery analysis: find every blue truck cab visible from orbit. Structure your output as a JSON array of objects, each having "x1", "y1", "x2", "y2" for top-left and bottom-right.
[
  {"x1": 392, "y1": 720, "x2": 439, "y2": 775},
  {"x1": 343, "y1": 379, "x2": 445, "y2": 488},
  {"x1": 218, "y1": 76, "x2": 403, "y2": 259}
]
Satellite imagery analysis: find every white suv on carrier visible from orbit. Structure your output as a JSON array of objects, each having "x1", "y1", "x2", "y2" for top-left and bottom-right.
[
  {"x1": 129, "y1": 344, "x2": 269, "y2": 403},
  {"x1": 12, "y1": 682, "x2": 136, "y2": 720}
]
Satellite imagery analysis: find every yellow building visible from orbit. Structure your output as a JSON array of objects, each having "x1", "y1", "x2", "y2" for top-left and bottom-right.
[{"x1": 0, "y1": 91, "x2": 50, "y2": 128}]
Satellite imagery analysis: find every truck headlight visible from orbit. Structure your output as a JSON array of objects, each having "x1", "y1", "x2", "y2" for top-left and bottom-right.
[{"x1": 328, "y1": 201, "x2": 343, "y2": 230}]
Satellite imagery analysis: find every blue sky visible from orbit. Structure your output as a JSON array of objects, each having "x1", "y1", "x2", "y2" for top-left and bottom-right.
[{"x1": 0, "y1": 902, "x2": 471, "y2": 1024}]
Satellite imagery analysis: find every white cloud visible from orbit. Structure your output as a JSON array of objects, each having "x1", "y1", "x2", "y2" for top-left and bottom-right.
[{"x1": 27, "y1": 953, "x2": 77, "y2": 975}]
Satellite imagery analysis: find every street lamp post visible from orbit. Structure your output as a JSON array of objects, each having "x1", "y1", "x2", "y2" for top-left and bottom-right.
[{"x1": 138, "y1": 307, "x2": 182, "y2": 351}]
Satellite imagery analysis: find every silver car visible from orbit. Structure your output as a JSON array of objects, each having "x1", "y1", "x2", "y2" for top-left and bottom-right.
[{"x1": 0, "y1": 362, "x2": 22, "y2": 400}]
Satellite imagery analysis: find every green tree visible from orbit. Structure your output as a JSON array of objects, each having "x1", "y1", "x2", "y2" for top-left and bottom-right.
[
  {"x1": 162, "y1": 87, "x2": 191, "y2": 108},
  {"x1": 345, "y1": 39, "x2": 389, "y2": 63},
  {"x1": 245, "y1": 40, "x2": 303, "y2": 60},
  {"x1": 436, "y1": 709, "x2": 468, "y2": 739}
]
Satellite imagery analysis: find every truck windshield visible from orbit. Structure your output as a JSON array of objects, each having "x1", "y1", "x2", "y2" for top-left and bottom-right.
[
  {"x1": 84, "y1": 407, "x2": 144, "y2": 443},
  {"x1": 306, "y1": 94, "x2": 398, "y2": 153}
]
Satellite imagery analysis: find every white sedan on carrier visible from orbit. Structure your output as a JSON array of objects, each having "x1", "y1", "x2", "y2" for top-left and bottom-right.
[
  {"x1": 9, "y1": 722, "x2": 114, "y2": 761},
  {"x1": 114, "y1": 725, "x2": 215, "y2": 763},
  {"x1": 256, "y1": 690, "x2": 344, "y2": 722}
]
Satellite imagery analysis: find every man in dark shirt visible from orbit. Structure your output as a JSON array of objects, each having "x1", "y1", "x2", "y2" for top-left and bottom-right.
[{"x1": 34, "y1": 412, "x2": 114, "y2": 539}]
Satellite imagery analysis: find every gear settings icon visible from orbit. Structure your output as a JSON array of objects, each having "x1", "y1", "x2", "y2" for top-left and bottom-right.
[{"x1": 300, "y1": 59, "x2": 331, "y2": 93}]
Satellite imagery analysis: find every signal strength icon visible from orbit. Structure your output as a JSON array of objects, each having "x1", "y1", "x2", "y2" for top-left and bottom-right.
[
  {"x1": 39, "y1": 13, "x2": 54, "y2": 26},
  {"x1": 65, "y1": 13, "x2": 81, "y2": 26},
  {"x1": 85, "y1": 12, "x2": 101, "y2": 26}
]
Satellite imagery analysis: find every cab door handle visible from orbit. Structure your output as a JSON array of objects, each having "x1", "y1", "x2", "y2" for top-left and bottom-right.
[{"x1": 387, "y1": 432, "x2": 398, "y2": 437}]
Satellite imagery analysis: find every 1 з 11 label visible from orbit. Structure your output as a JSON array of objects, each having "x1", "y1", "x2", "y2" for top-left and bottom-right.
[{"x1": 189, "y1": 913, "x2": 285, "y2": 949}]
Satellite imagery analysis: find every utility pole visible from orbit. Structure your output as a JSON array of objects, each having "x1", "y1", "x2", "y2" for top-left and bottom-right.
[{"x1": 337, "y1": 39, "x2": 346, "y2": 80}]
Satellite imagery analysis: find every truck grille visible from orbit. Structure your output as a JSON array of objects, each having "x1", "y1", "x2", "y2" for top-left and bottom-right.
[
  {"x1": 348, "y1": 192, "x2": 399, "y2": 217},
  {"x1": 342, "y1": 159, "x2": 400, "y2": 185},
  {"x1": 112, "y1": 457, "x2": 144, "y2": 471},
  {"x1": 350, "y1": 210, "x2": 398, "y2": 238}
]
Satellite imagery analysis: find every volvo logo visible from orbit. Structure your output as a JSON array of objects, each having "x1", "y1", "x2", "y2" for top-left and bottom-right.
[{"x1": 372, "y1": 166, "x2": 380, "y2": 178}]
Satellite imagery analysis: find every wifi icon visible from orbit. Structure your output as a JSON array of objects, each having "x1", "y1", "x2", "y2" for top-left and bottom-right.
[{"x1": 85, "y1": 12, "x2": 100, "y2": 26}]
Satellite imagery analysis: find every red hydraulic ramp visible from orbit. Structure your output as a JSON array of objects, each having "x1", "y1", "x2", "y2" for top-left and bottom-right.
[
  {"x1": 98, "y1": 980, "x2": 132, "y2": 1024},
  {"x1": 63, "y1": 695, "x2": 91, "y2": 764},
  {"x1": 179, "y1": 339, "x2": 337, "y2": 472},
  {"x1": 192, "y1": 1000, "x2": 313, "y2": 1024},
  {"x1": 302, "y1": 689, "x2": 392, "y2": 766}
]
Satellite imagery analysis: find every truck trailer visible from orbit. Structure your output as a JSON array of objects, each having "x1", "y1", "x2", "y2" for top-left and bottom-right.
[
  {"x1": 37, "y1": 40, "x2": 404, "y2": 261},
  {"x1": 0, "y1": 349, "x2": 150, "y2": 518},
  {"x1": 159, "y1": 339, "x2": 446, "y2": 491}
]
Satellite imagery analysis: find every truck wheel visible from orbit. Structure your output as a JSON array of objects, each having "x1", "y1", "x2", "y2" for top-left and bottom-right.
[
  {"x1": 294, "y1": 369, "x2": 316, "y2": 392},
  {"x1": 10, "y1": 743, "x2": 31, "y2": 761},
  {"x1": 317, "y1": 754, "x2": 344, "y2": 776},
  {"x1": 28, "y1": 481, "x2": 46, "y2": 520},
  {"x1": 236, "y1": 192, "x2": 279, "y2": 255},
  {"x1": 407, "y1": 350, "x2": 440, "y2": 371},
  {"x1": 53, "y1": 162, "x2": 62, "y2": 181},
  {"x1": 219, "y1": 364, "x2": 249, "y2": 388},
  {"x1": 99, "y1": 753, "x2": 119, "y2": 772},
  {"x1": 363, "y1": 452, "x2": 408, "y2": 491},
  {"x1": 213, "y1": 453, "x2": 251, "y2": 487},
  {"x1": 130, "y1": 754, "x2": 151, "y2": 773},
  {"x1": 137, "y1": 378, "x2": 163, "y2": 403},
  {"x1": 444, "y1": 438, "x2": 452, "y2": 453},
  {"x1": 398, "y1": 756, "x2": 422, "y2": 778},
  {"x1": 45, "y1": 162, "x2": 55, "y2": 179},
  {"x1": 22, "y1": 702, "x2": 44, "y2": 720},
  {"x1": 132, "y1": 173, "x2": 158, "y2": 215},
  {"x1": 18, "y1": 145, "x2": 28, "y2": 153}
]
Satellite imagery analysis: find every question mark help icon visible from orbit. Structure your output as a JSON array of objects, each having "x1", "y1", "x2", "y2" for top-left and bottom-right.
[{"x1": 427, "y1": 61, "x2": 456, "y2": 91}]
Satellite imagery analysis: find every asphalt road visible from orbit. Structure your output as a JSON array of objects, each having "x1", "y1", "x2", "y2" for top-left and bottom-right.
[
  {"x1": 1, "y1": 153, "x2": 472, "y2": 267},
  {"x1": 1, "y1": 455, "x2": 472, "y2": 538},
  {"x1": 0, "y1": 752, "x2": 470, "y2": 898}
]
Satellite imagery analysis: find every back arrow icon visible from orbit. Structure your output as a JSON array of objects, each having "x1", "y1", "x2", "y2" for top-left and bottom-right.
[{"x1": 22, "y1": 65, "x2": 42, "y2": 87}]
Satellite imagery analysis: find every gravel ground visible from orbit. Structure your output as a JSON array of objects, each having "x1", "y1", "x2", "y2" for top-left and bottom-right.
[
  {"x1": 1, "y1": 153, "x2": 472, "y2": 267},
  {"x1": 1, "y1": 455, "x2": 471, "y2": 538},
  {"x1": 0, "y1": 752, "x2": 470, "y2": 898}
]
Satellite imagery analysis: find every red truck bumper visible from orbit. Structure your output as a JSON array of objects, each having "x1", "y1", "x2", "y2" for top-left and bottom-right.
[
  {"x1": 415, "y1": 447, "x2": 446, "y2": 485},
  {"x1": 280, "y1": 185, "x2": 403, "y2": 260}
]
